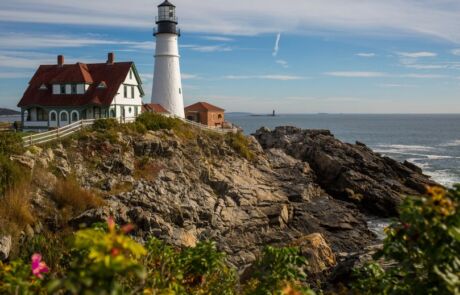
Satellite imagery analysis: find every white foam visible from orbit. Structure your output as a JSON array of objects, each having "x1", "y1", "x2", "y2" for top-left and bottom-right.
[
  {"x1": 376, "y1": 144, "x2": 434, "y2": 152},
  {"x1": 439, "y1": 140, "x2": 460, "y2": 147},
  {"x1": 425, "y1": 170, "x2": 460, "y2": 188}
]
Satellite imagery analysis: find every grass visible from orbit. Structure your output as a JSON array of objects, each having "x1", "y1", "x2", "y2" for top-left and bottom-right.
[
  {"x1": 0, "y1": 184, "x2": 34, "y2": 235},
  {"x1": 225, "y1": 132, "x2": 255, "y2": 161},
  {"x1": 133, "y1": 157, "x2": 163, "y2": 182},
  {"x1": 51, "y1": 177, "x2": 105, "y2": 213}
]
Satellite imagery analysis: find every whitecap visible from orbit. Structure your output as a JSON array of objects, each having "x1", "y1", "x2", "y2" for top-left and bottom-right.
[
  {"x1": 425, "y1": 170, "x2": 460, "y2": 188},
  {"x1": 375, "y1": 144, "x2": 435, "y2": 152},
  {"x1": 439, "y1": 140, "x2": 460, "y2": 147}
]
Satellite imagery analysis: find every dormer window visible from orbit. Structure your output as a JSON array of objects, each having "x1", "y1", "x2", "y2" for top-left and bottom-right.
[
  {"x1": 71, "y1": 84, "x2": 77, "y2": 94},
  {"x1": 39, "y1": 84, "x2": 47, "y2": 90},
  {"x1": 98, "y1": 81, "x2": 107, "y2": 89},
  {"x1": 60, "y1": 84, "x2": 66, "y2": 94}
]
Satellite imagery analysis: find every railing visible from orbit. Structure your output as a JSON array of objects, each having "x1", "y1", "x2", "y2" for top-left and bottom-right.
[
  {"x1": 172, "y1": 115, "x2": 237, "y2": 134},
  {"x1": 22, "y1": 114, "x2": 237, "y2": 147},
  {"x1": 22, "y1": 119, "x2": 96, "y2": 147}
]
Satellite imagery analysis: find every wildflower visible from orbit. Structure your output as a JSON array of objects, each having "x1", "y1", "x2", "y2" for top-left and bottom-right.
[
  {"x1": 31, "y1": 253, "x2": 49, "y2": 279},
  {"x1": 108, "y1": 217, "x2": 116, "y2": 232},
  {"x1": 111, "y1": 248, "x2": 121, "y2": 257},
  {"x1": 121, "y1": 224, "x2": 135, "y2": 234}
]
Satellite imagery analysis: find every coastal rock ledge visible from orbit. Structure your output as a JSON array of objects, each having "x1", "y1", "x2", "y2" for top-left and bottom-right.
[{"x1": 253, "y1": 126, "x2": 438, "y2": 217}]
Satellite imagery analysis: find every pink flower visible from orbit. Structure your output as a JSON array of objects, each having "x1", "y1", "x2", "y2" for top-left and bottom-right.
[
  {"x1": 31, "y1": 253, "x2": 49, "y2": 279},
  {"x1": 107, "y1": 217, "x2": 116, "y2": 232}
]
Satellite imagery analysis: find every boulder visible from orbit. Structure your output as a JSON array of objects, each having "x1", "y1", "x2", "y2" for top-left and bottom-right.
[
  {"x1": 291, "y1": 233, "x2": 336, "y2": 274},
  {"x1": 0, "y1": 235, "x2": 12, "y2": 261}
]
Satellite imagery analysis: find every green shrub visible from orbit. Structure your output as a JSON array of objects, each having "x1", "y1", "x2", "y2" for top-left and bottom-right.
[
  {"x1": 225, "y1": 132, "x2": 255, "y2": 160},
  {"x1": 245, "y1": 246, "x2": 313, "y2": 295},
  {"x1": 92, "y1": 118, "x2": 120, "y2": 131},
  {"x1": 0, "y1": 259, "x2": 47, "y2": 295},
  {"x1": 353, "y1": 185, "x2": 460, "y2": 294},
  {"x1": 0, "y1": 132, "x2": 24, "y2": 156},
  {"x1": 136, "y1": 112, "x2": 181, "y2": 131}
]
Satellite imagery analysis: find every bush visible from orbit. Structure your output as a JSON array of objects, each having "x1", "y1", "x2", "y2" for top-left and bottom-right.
[
  {"x1": 245, "y1": 246, "x2": 313, "y2": 295},
  {"x1": 0, "y1": 155, "x2": 25, "y2": 196},
  {"x1": 0, "y1": 132, "x2": 24, "y2": 156},
  {"x1": 225, "y1": 132, "x2": 255, "y2": 160},
  {"x1": 51, "y1": 177, "x2": 105, "y2": 213},
  {"x1": 353, "y1": 185, "x2": 460, "y2": 294},
  {"x1": 92, "y1": 118, "x2": 120, "y2": 131},
  {"x1": 136, "y1": 112, "x2": 181, "y2": 131}
]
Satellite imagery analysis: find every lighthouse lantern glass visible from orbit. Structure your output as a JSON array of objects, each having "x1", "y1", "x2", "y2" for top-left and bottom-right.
[{"x1": 158, "y1": 6, "x2": 176, "y2": 21}]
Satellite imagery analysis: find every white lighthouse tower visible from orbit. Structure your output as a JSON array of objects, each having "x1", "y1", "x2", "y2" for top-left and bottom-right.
[{"x1": 151, "y1": 0, "x2": 185, "y2": 118}]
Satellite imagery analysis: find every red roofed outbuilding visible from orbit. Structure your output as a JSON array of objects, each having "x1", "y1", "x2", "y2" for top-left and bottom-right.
[
  {"x1": 185, "y1": 102, "x2": 225, "y2": 127},
  {"x1": 142, "y1": 103, "x2": 169, "y2": 114},
  {"x1": 18, "y1": 53, "x2": 144, "y2": 130}
]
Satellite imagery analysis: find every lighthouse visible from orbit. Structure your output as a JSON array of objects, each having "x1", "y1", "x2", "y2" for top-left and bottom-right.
[{"x1": 151, "y1": 0, "x2": 185, "y2": 118}]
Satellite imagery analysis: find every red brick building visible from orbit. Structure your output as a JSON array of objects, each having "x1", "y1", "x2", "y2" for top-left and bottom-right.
[
  {"x1": 142, "y1": 103, "x2": 169, "y2": 114},
  {"x1": 185, "y1": 102, "x2": 225, "y2": 127}
]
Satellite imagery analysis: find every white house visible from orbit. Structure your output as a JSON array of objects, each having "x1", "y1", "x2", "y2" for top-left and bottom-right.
[{"x1": 17, "y1": 53, "x2": 144, "y2": 130}]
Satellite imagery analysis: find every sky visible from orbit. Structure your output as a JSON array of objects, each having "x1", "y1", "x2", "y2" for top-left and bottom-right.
[{"x1": 0, "y1": 0, "x2": 460, "y2": 113}]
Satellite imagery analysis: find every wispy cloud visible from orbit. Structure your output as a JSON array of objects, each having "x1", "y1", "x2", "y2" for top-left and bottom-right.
[
  {"x1": 1, "y1": 1, "x2": 460, "y2": 43},
  {"x1": 181, "y1": 44, "x2": 232, "y2": 52},
  {"x1": 356, "y1": 53, "x2": 376, "y2": 57},
  {"x1": 325, "y1": 71, "x2": 387, "y2": 78},
  {"x1": 452, "y1": 49, "x2": 460, "y2": 56},
  {"x1": 202, "y1": 36, "x2": 234, "y2": 42},
  {"x1": 378, "y1": 83, "x2": 416, "y2": 88},
  {"x1": 272, "y1": 33, "x2": 281, "y2": 57},
  {"x1": 224, "y1": 75, "x2": 306, "y2": 81},
  {"x1": 401, "y1": 73, "x2": 447, "y2": 79},
  {"x1": 397, "y1": 51, "x2": 437, "y2": 58},
  {"x1": 275, "y1": 59, "x2": 289, "y2": 68},
  {"x1": 404, "y1": 64, "x2": 446, "y2": 70},
  {"x1": 182, "y1": 73, "x2": 200, "y2": 80}
]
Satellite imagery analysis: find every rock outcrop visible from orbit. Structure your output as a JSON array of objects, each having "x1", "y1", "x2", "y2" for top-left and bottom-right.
[
  {"x1": 254, "y1": 126, "x2": 438, "y2": 217},
  {"x1": 0, "y1": 235, "x2": 12, "y2": 261}
]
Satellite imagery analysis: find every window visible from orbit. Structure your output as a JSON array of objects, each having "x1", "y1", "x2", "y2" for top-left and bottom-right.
[
  {"x1": 131, "y1": 86, "x2": 135, "y2": 98},
  {"x1": 98, "y1": 82, "x2": 107, "y2": 89},
  {"x1": 129, "y1": 107, "x2": 132, "y2": 114},
  {"x1": 124, "y1": 85, "x2": 127, "y2": 98},
  {"x1": 179, "y1": 88, "x2": 181, "y2": 94},
  {"x1": 50, "y1": 112, "x2": 57, "y2": 121},
  {"x1": 218, "y1": 114, "x2": 223, "y2": 119},
  {"x1": 61, "y1": 112, "x2": 68, "y2": 122},
  {"x1": 71, "y1": 84, "x2": 77, "y2": 94},
  {"x1": 37, "y1": 108, "x2": 47, "y2": 121},
  {"x1": 39, "y1": 84, "x2": 47, "y2": 90},
  {"x1": 110, "y1": 109, "x2": 116, "y2": 117},
  {"x1": 129, "y1": 69, "x2": 133, "y2": 79},
  {"x1": 60, "y1": 84, "x2": 66, "y2": 94},
  {"x1": 71, "y1": 112, "x2": 78, "y2": 122}
]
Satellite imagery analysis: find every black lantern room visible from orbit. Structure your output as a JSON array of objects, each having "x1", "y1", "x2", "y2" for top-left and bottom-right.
[{"x1": 155, "y1": 0, "x2": 180, "y2": 36}]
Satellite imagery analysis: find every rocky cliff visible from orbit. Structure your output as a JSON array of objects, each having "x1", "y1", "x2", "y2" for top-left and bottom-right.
[{"x1": 5, "y1": 124, "x2": 438, "y2": 282}]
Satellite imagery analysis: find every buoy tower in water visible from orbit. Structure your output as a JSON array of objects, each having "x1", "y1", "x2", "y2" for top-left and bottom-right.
[{"x1": 151, "y1": 0, "x2": 185, "y2": 118}]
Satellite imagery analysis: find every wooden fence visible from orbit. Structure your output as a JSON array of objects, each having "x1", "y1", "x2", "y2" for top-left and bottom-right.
[{"x1": 22, "y1": 115, "x2": 236, "y2": 147}]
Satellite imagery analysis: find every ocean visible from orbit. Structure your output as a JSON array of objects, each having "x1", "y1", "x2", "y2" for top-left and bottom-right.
[{"x1": 227, "y1": 113, "x2": 460, "y2": 188}]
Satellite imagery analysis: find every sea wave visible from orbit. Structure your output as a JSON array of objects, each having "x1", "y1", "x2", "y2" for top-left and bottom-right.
[
  {"x1": 376, "y1": 144, "x2": 434, "y2": 152},
  {"x1": 439, "y1": 140, "x2": 460, "y2": 147},
  {"x1": 374, "y1": 149, "x2": 457, "y2": 160},
  {"x1": 425, "y1": 170, "x2": 460, "y2": 188}
]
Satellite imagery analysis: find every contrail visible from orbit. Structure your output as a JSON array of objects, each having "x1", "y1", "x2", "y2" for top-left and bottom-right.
[{"x1": 272, "y1": 33, "x2": 281, "y2": 57}]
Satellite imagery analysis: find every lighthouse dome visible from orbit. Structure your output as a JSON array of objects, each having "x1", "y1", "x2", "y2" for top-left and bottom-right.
[{"x1": 158, "y1": 0, "x2": 175, "y2": 7}]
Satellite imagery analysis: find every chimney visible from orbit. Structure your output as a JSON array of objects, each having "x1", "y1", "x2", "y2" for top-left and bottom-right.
[
  {"x1": 107, "y1": 52, "x2": 115, "y2": 64},
  {"x1": 57, "y1": 55, "x2": 64, "y2": 66}
]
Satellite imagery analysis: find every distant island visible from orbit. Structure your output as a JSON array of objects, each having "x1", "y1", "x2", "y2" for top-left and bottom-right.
[{"x1": 0, "y1": 108, "x2": 20, "y2": 116}]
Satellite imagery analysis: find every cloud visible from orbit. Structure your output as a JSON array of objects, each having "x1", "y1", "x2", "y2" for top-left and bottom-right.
[
  {"x1": 1, "y1": 0, "x2": 460, "y2": 43},
  {"x1": 325, "y1": 71, "x2": 387, "y2": 78},
  {"x1": 272, "y1": 33, "x2": 281, "y2": 57},
  {"x1": 182, "y1": 73, "x2": 200, "y2": 80},
  {"x1": 404, "y1": 64, "x2": 446, "y2": 70},
  {"x1": 452, "y1": 49, "x2": 460, "y2": 56},
  {"x1": 397, "y1": 51, "x2": 437, "y2": 58},
  {"x1": 401, "y1": 73, "x2": 447, "y2": 79},
  {"x1": 378, "y1": 83, "x2": 416, "y2": 88},
  {"x1": 356, "y1": 53, "x2": 376, "y2": 57},
  {"x1": 224, "y1": 75, "x2": 306, "y2": 81},
  {"x1": 202, "y1": 36, "x2": 234, "y2": 42},
  {"x1": 275, "y1": 59, "x2": 289, "y2": 68},
  {"x1": 181, "y1": 44, "x2": 232, "y2": 52},
  {"x1": 0, "y1": 33, "x2": 154, "y2": 51}
]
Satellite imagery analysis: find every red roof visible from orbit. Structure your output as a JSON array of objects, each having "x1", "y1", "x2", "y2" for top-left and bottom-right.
[
  {"x1": 185, "y1": 102, "x2": 225, "y2": 112},
  {"x1": 142, "y1": 103, "x2": 169, "y2": 113},
  {"x1": 18, "y1": 62, "x2": 143, "y2": 108}
]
